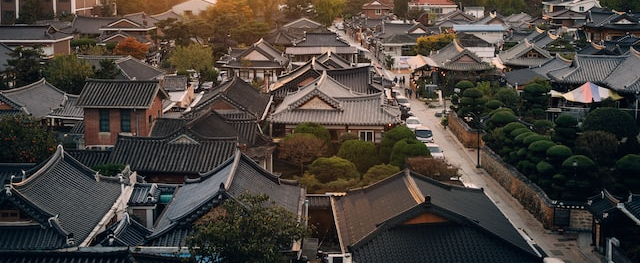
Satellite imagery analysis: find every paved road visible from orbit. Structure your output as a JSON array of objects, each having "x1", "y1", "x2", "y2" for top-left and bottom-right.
[{"x1": 334, "y1": 27, "x2": 603, "y2": 262}]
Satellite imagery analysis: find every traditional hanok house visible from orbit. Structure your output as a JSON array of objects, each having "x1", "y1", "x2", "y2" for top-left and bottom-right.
[
  {"x1": 118, "y1": 150, "x2": 305, "y2": 257},
  {"x1": 425, "y1": 39, "x2": 494, "y2": 89},
  {"x1": 542, "y1": 9, "x2": 587, "y2": 29},
  {"x1": 263, "y1": 27, "x2": 299, "y2": 49},
  {"x1": 75, "y1": 79, "x2": 169, "y2": 148},
  {"x1": 97, "y1": 12, "x2": 160, "y2": 47},
  {"x1": 78, "y1": 55, "x2": 166, "y2": 81},
  {"x1": 407, "y1": 0, "x2": 458, "y2": 19},
  {"x1": 161, "y1": 75, "x2": 195, "y2": 114},
  {"x1": 218, "y1": 38, "x2": 289, "y2": 92},
  {"x1": 583, "y1": 8, "x2": 640, "y2": 43},
  {"x1": 453, "y1": 24, "x2": 507, "y2": 46},
  {"x1": 578, "y1": 35, "x2": 640, "y2": 55},
  {"x1": 428, "y1": 9, "x2": 477, "y2": 32},
  {"x1": 497, "y1": 38, "x2": 554, "y2": 71},
  {"x1": 542, "y1": 0, "x2": 601, "y2": 14},
  {"x1": 0, "y1": 25, "x2": 73, "y2": 57},
  {"x1": 286, "y1": 32, "x2": 358, "y2": 66},
  {"x1": 281, "y1": 17, "x2": 326, "y2": 38},
  {"x1": 329, "y1": 170, "x2": 543, "y2": 262},
  {"x1": 361, "y1": 1, "x2": 393, "y2": 19},
  {"x1": 503, "y1": 53, "x2": 572, "y2": 90},
  {"x1": 268, "y1": 71, "x2": 402, "y2": 142},
  {"x1": 0, "y1": 78, "x2": 83, "y2": 128},
  {"x1": 106, "y1": 129, "x2": 238, "y2": 183},
  {"x1": 151, "y1": 110, "x2": 276, "y2": 172},
  {"x1": 0, "y1": 145, "x2": 135, "y2": 250},
  {"x1": 586, "y1": 190, "x2": 640, "y2": 262},
  {"x1": 269, "y1": 55, "x2": 385, "y2": 104},
  {"x1": 374, "y1": 21, "x2": 430, "y2": 69},
  {"x1": 504, "y1": 12, "x2": 534, "y2": 31}
]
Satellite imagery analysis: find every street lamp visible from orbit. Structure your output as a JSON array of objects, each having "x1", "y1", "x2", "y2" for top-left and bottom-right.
[{"x1": 464, "y1": 112, "x2": 483, "y2": 168}]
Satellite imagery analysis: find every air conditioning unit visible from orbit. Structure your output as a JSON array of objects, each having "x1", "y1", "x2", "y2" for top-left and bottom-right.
[{"x1": 326, "y1": 253, "x2": 352, "y2": 263}]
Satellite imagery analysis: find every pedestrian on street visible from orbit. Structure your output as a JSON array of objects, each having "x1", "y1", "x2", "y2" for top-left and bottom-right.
[
  {"x1": 393, "y1": 76, "x2": 398, "y2": 84},
  {"x1": 401, "y1": 76, "x2": 405, "y2": 86},
  {"x1": 408, "y1": 88, "x2": 413, "y2": 98}
]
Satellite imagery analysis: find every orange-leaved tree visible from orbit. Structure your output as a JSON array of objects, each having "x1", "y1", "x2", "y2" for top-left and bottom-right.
[{"x1": 113, "y1": 37, "x2": 149, "y2": 59}]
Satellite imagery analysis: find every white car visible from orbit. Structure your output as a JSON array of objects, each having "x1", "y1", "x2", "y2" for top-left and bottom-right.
[
  {"x1": 415, "y1": 126, "x2": 434, "y2": 143},
  {"x1": 405, "y1": 116, "x2": 421, "y2": 131},
  {"x1": 396, "y1": 96, "x2": 411, "y2": 110},
  {"x1": 425, "y1": 143, "x2": 445, "y2": 159}
]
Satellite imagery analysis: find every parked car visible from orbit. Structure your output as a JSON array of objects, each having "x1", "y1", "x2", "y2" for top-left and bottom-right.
[
  {"x1": 415, "y1": 126, "x2": 434, "y2": 143},
  {"x1": 405, "y1": 116, "x2": 421, "y2": 131},
  {"x1": 425, "y1": 143, "x2": 445, "y2": 159},
  {"x1": 396, "y1": 96, "x2": 411, "y2": 110}
]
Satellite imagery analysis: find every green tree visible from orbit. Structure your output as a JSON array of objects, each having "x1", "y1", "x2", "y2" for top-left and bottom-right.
[
  {"x1": 282, "y1": 0, "x2": 314, "y2": 19},
  {"x1": 187, "y1": 193, "x2": 308, "y2": 263},
  {"x1": 113, "y1": 37, "x2": 149, "y2": 59},
  {"x1": 314, "y1": 0, "x2": 346, "y2": 27},
  {"x1": 494, "y1": 87, "x2": 520, "y2": 110},
  {"x1": 614, "y1": 154, "x2": 640, "y2": 195},
  {"x1": 308, "y1": 156, "x2": 359, "y2": 183},
  {"x1": 154, "y1": 18, "x2": 210, "y2": 47},
  {"x1": 168, "y1": 44, "x2": 216, "y2": 87},
  {"x1": 582, "y1": 107, "x2": 638, "y2": 141},
  {"x1": 575, "y1": 130, "x2": 619, "y2": 166},
  {"x1": 457, "y1": 87, "x2": 486, "y2": 120},
  {"x1": 389, "y1": 138, "x2": 430, "y2": 168},
  {"x1": 379, "y1": 125, "x2": 415, "y2": 163},
  {"x1": 551, "y1": 114, "x2": 579, "y2": 148},
  {"x1": 521, "y1": 81, "x2": 550, "y2": 119},
  {"x1": 406, "y1": 156, "x2": 460, "y2": 181},
  {"x1": 406, "y1": 6, "x2": 424, "y2": 21},
  {"x1": 4, "y1": 46, "x2": 44, "y2": 88},
  {"x1": 279, "y1": 133, "x2": 327, "y2": 175},
  {"x1": 94, "y1": 59, "x2": 121, "y2": 79},
  {"x1": 115, "y1": 0, "x2": 146, "y2": 15},
  {"x1": 294, "y1": 122, "x2": 331, "y2": 148},
  {"x1": 42, "y1": 55, "x2": 94, "y2": 94},
  {"x1": 393, "y1": 0, "x2": 410, "y2": 18},
  {"x1": 337, "y1": 139, "x2": 379, "y2": 175},
  {"x1": 17, "y1": 0, "x2": 51, "y2": 24},
  {"x1": 360, "y1": 164, "x2": 400, "y2": 186},
  {"x1": 343, "y1": 0, "x2": 369, "y2": 18},
  {"x1": 414, "y1": 34, "x2": 455, "y2": 56},
  {"x1": 0, "y1": 115, "x2": 56, "y2": 163}
]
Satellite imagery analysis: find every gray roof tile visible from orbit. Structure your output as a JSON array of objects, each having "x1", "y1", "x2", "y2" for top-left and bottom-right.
[
  {"x1": 333, "y1": 171, "x2": 540, "y2": 259},
  {"x1": 0, "y1": 25, "x2": 73, "y2": 42},
  {"x1": 76, "y1": 79, "x2": 168, "y2": 109},
  {"x1": 1, "y1": 79, "x2": 77, "y2": 119},
  {"x1": 426, "y1": 40, "x2": 493, "y2": 71},
  {"x1": 190, "y1": 77, "x2": 271, "y2": 120},
  {"x1": 4, "y1": 145, "x2": 122, "y2": 248}
]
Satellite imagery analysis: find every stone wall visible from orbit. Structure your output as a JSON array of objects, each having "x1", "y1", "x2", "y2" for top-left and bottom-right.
[{"x1": 451, "y1": 115, "x2": 592, "y2": 231}]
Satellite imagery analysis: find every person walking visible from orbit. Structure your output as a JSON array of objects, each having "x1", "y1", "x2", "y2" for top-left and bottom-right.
[{"x1": 407, "y1": 88, "x2": 413, "y2": 98}]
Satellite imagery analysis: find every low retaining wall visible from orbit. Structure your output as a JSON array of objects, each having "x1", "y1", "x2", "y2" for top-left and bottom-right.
[{"x1": 450, "y1": 114, "x2": 592, "y2": 231}]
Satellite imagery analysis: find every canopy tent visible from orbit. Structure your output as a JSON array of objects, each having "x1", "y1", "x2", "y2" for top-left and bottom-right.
[
  {"x1": 562, "y1": 82, "x2": 623, "y2": 103},
  {"x1": 550, "y1": 90, "x2": 564, "y2": 98},
  {"x1": 407, "y1": 55, "x2": 429, "y2": 70}
]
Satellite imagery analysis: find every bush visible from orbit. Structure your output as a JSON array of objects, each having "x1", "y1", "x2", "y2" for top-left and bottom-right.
[{"x1": 308, "y1": 156, "x2": 359, "y2": 183}]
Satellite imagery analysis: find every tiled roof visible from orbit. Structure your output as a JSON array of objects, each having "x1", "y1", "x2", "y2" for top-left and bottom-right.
[
  {"x1": 0, "y1": 225, "x2": 69, "y2": 250},
  {"x1": 0, "y1": 248, "x2": 182, "y2": 263},
  {"x1": 315, "y1": 51, "x2": 353, "y2": 69},
  {"x1": 94, "y1": 213, "x2": 152, "y2": 246},
  {"x1": 585, "y1": 9, "x2": 640, "y2": 31},
  {"x1": 306, "y1": 194, "x2": 332, "y2": 209},
  {"x1": 352, "y1": 223, "x2": 541, "y2": 263},
  {"x1": 77, "y1": 55, "x2": 165, "y2": 80},
  {"x1": 128, "y1": 182, "x2": 178, "y2": 206},
  {"x1": 601, "y1": 48, "x2": 640, "y2": 93},
  {"x1": 622, "y1": 193, "x2": 640, "y2": 222},
  {"x1": 264, "y1": 28, "x2": 298, "y2": 46},
  {"x1": 162, "y1": 75, "x2": 188, "y2": 92},
  {"x1": 547, "y1": 53, "x2": 626, "y2": 85},
  {"x1": 498, "y1": 39, "x2": 553, "y2": 68},
  {"x1": 270, "y1": 72, "x2": 401, "y2": 125},
  {"x1": 76, "y1": 79, "x2": 168, "y2": 109},
  {"x1": 283, "y1": 18, "x2": 323, "y2": 30},
  {"x1": 587, "y1": 190, "x2": 621, "y2": 223},
  {"x1": 47, "y1": 94, "x2": 84, "y2": 120},
  {"x1": 2, "y1": 145, "x2": 122, "y2": 248},
  {"x1": 326, "y1": 66, "x2": 379, "y2": 94},
  {"x1": 380, "y1": 34, "x2": 419, "y2": 44},
  {"x1": 71, "y1": 16, "x2": 118, "y2": 35},
  {"x1": 66, "y1": 149, "x2": 112, "y2": 168},
  {"x1": 190, "y1": 77, "x2": 271, "y2": 120},
  {"x1": 107, "y1": 131, "x2": 238, "y2": 175},
  {"x1": 333, "y1": 170, "x2": 540, "y2": 260},
  {"x1": 152, "y1": 110, "x2": 266, "y2": 147},
  {"x1": 293, "y1": 32, "x2": 351, "y2": 47},
  {"x1": 1, "y1": 78, "x2": 77, "y2": 119},
  {"x1": 148, "y1": 150, "x2": 303, "y2": 246},
  {"x1": 223, "y1": 38, "x2": 289, "y2": 69},
  {"x1": 453, "y1": 24, "x2": 506, "y2": 32},
  {"x1": 0, "y1": 25, "x2": 73, "y2": 42},
  {"x1": 426, "y1": 40, "x2": 494, "y2": 71}
]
